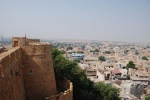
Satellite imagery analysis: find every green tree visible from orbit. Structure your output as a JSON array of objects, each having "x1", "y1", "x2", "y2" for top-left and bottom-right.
[
  {"x1": 104, "y1": 51, "x2": 111, "y2": 54},
  {"x1": 74, "y1": 59, "x2": 80, "y2": 63},
  {"x1": 90, "y1": 50, "x2": 94, "y2": 52},
  {"x1": 94, "y1": 49, "x2": 99, "y2": 52},
  {"x1": 93, "y1": 82, "x2": 120, "y2": 100},
  {"x1": 142, "y1": 56, "x2": 148, "y2": 61},
  {"x1": 98, "y1": 56, "x2": 106, "y2": 61},
  {"x1": 67, "y1": 46, "x2": 73, "y2": 50},
  {"x1": 146, "y1": 96, "x2": 150, "y2": 100},
  {"x1": 135, "y1": 50, "x2": 139, "y2": 55},
  {"x1": 52, "y1": 48, "x2": 62, "y2": 60},
  {"x1": 60, "y1": 50, "x2": 66, "y2": 54},
  {"x1": 126, "y1": 61, "x2": 136, "y2": 69},
  {"x1": 77, "y1": 51, "x2": 84, "y2": 54},
  {"x1": 131, "y1": 47, "x2": 135, "y2": 49},
  {"x1": 124, "y1": 50, "x2": 129, "y2": 54}
]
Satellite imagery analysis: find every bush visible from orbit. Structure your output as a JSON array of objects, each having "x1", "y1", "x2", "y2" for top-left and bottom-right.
[
  {"x1": 94, "y1": 49, "x2": 99, "y2": 52},
  {"x1": 98, "y1": 56, "x2": 106, "y2": 61},
  {"x1": 127, "y1": 61, "x2": 135, "y2": 69},
  {"x1": 67, "y1": 46, "x2": 73, "y2": 50},
  {"x1": 104, "y1": 51, "x2": 111, "y2": 54},
  {"x1": 142, "y1": 56, "x2": 148, "y2": 61},
  {"x1": 60, "y1": 50, "x2": 66, "y2": 54},
  {"x1": 124, "y1": 50, "x2": 129, "y2": 54},
  {"x1": 146, "y1": 96, "x2": 150, "y2": 100},
  {"x1": 135, "y1": 50, "x2": 139, "y2": 55},
  {"x1": 74, "y1": 59, "x2": 80, "y2": 63}
]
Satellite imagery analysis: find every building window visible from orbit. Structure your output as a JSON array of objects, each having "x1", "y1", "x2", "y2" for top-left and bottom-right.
[
  {"x1": 15, "y1": 71, "x2": 20, "y2": 76},
  {"x1": 28, "y1": 70, "x2": 32, "y2": 74}
]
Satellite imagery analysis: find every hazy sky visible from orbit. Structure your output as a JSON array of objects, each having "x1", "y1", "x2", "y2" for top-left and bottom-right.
[{"x1": 0, "y1": 0, "x2": 150, "y2": 43}]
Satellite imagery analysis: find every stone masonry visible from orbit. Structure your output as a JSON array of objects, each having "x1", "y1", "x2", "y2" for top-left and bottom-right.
[{"x1": 0, "y1": 37, "x2": 73, "y2": 100}]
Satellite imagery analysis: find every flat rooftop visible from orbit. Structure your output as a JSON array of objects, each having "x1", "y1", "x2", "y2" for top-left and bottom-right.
[
  {"x1": 135, "y1": 71, "x2": 149, "y2": 76},
  {"x1": 29, "y1": 42, "x2": 50, "y2": 46}
]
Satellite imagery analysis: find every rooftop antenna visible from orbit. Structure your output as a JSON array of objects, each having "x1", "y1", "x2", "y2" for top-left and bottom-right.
[{"x1": 25, "y1": 34, "x2": 27, "y2": 45}]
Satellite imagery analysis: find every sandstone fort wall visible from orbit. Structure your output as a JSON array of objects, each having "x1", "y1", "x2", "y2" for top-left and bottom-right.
[
  {"x1": 0, "y1": 37, "x2": 73, "y2": 100},
  {"x1": 22, "y1": 44, "x2": 57, "y2": 100},
  {"x1": 0, "y1": 47, "x2": 26, "y2": 100}
]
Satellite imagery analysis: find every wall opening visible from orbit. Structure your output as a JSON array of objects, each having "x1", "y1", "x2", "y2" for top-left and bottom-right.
[
  {"x1": 15, "y1": 71, "x2": 20, "y2": 76},
  {"x1": 14, "y1": 41, "x2": 19, "y2": 47},
  {"x1": 28, "y1": 70, "x2": 32, "y2": 74}
]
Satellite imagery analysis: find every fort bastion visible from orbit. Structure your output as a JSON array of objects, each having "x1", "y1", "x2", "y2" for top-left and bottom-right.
[{"x1": 0, "y1": 37, "x2": 73, "y2": 100}]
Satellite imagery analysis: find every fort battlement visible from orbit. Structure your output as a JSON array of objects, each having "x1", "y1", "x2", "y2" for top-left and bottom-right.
[
  {"x1": 0, "y1": 37, "x2": 73, "y2": 100},
  {"x1": 0, "y1": 47, "x2": 22, "y2": 78}
]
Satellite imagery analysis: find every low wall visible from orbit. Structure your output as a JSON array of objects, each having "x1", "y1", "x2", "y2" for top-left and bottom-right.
[{"x1": 45, "y1": 79, "x2": 73, "y2": 100}]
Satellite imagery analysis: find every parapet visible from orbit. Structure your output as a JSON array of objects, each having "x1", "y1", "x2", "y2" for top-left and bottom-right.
[
  {"x1": 0, "y1": 47, "x2": 21, "y2": 78},
  {"x1": 12, "y1": 37, "x2": 42, "y2": 47},
  {"x1": 28, "y1": 42, "x2": 50, "y2": 46},
  {"x1": 27, "y1": 39, "x2": 40, "y2": 43}
]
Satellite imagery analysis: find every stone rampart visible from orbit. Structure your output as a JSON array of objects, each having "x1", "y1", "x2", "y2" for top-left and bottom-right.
[
  {"x1": 21, "y1": 44, "x2": 57, "y2": 100},
  {"x1": 0, "y1": 47, "x2": 26, "y2": 100},
  {"x1": 0, "y1": 37, "x2": 73, "y2": 100}
]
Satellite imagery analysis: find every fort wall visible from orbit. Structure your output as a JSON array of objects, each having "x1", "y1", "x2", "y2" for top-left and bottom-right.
[
  {"x1": 0, "y1": 37, "x2": 73, "y2": 100},
  {"x1": 21, "y1": 44, "x2": 57, "y2": 100},
  {"x1": 0, "y1": 47, "x2": 26, "y2": 100}
]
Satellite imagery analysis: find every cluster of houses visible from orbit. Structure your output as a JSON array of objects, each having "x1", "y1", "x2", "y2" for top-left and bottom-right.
[{"x1": 55, "y1": 41, "x2": 150, "y2": 100}]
